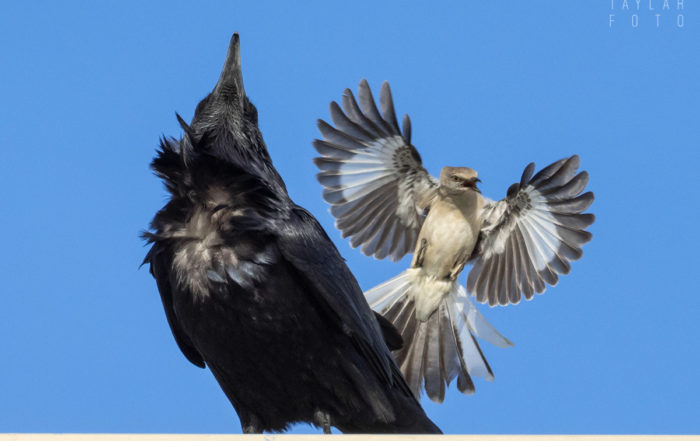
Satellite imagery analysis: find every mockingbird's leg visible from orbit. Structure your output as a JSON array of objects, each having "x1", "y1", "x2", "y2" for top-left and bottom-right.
[
  {"x1": 413, "y1": 238, "x2": 428, "y2": 268},
  {"x1": 448, "y1": 250, "x2": 470, "y2": 281}
]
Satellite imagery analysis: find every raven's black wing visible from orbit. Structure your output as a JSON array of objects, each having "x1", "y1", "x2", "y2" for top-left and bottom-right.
[
  {"x1": 143, "y1": 241, "x2": 205, "y2": 368},
  {"x1": 373, "y1": 311, "x2": 403, "y2": 351},
  {"x1": 276, "y1": 206, "x2": 408, "y2": 391}
]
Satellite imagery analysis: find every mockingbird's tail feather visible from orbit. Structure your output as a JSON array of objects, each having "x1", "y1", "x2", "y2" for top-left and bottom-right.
[{"x1": 365, "y1": 270, "x2": 513, "y2": 402}]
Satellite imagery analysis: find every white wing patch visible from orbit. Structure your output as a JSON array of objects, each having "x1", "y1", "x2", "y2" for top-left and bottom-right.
[
  {"x1": 313, "y1": 80, "x2": 438, "y2": 261},
  {"x1": 467, "y1": 156, "x2": 595, "y2": 306}
]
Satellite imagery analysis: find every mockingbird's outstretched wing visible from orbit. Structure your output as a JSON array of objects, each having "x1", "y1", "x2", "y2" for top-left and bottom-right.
[
  {"x1": 313, "y1": 80, "x2": 438, "y2": 262},
  {"x1": 467, "y1": 155, "x2": 595, "y2": 306}
]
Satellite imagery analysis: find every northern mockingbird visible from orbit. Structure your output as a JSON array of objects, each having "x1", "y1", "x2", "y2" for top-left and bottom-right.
[
  {"x1": 141, "y1": 37, "x2": 441, "y2": 434},
  {"x1": 313, "y1": 80, "x2": 595, "y2": 403}
]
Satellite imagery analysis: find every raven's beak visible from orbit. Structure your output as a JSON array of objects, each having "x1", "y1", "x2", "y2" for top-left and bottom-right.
[{"x1": 213, "y1": 33, "x2": 246, "y2": 103}]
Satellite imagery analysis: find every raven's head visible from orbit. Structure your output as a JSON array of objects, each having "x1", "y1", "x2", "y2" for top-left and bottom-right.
[
  {"x1": 188, "y1": 33, "x2": 249, "y2": 136},
  {"x1": 175, "y1": 33, "x2": 286, "y2": 192},
  {"x1": 145, "y1": 35, "x2": 287, "y2": 250}
]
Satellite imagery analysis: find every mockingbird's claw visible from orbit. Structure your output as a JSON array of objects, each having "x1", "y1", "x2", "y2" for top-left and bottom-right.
[
  {"x1": 413, "y1": 238, "x2": 428, "y2": 268},
  {"x1": 448, "y1": 250, "x2": 469, "y2": 281}
]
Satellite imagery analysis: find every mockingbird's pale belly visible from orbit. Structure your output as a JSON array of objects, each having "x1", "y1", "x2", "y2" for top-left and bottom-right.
[
  {"x1": 418, "y1": 192, "x2": 482, "y2": 278},
  {"x1": 409, "y1": 191, "x2": 483, "y2": 320}
]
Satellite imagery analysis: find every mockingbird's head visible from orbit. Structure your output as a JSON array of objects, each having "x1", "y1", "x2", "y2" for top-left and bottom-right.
[{"x1": 440, "y1": 166, "x2": 481, "y2": 192}]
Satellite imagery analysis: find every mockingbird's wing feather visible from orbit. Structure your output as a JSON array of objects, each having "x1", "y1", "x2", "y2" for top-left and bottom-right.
[
  {"x1": 313, "y1": 80, "x2": 438, "y2": 262},
  {"x1": 467, "y1": 155, "x2": 595, "y2": 306}
]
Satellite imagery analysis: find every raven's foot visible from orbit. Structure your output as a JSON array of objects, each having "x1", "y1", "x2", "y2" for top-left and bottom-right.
[
  {"x1": 313, "y1": 410, "x2": 332, "y2": 434},
  {"x1": 241, "y1": 414, "x2": 262, "y2": 434}
]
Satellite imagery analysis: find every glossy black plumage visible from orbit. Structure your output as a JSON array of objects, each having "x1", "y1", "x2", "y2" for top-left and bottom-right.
[{"x1": 141, "y1": 34, "x2": 440, "y2": 434}]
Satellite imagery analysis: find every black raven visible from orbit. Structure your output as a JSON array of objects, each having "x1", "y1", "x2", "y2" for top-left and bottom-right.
[{"x1": 141, "y1": 33, "x2": 441, "y2": 434}]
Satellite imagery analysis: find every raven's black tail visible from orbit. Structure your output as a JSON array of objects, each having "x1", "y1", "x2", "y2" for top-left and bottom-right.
[
  {"x1": 336, "y1": 391, "x2": 442, "y2": 434},
  {"x1": 335, "y1": 356, "x2": 442, "y2": 434}
]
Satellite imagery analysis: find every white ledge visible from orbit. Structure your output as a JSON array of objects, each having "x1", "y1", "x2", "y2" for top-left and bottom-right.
[{"x1": 0, "y1": 435, "x2": 698, "y2": 441}]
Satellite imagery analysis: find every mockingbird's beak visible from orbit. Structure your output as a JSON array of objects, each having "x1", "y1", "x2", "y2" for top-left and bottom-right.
[{"x1": 463, "y1": 178, "x2": 481, "y2": 191}]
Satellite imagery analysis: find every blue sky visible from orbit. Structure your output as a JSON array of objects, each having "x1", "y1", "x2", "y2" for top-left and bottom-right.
[{"x1": 1, "y1": 0, "x2": 698, "y2": 434}]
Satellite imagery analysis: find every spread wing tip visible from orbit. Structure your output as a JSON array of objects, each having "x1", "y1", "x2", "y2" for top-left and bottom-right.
[
  {"x1": 312, "y1": 80, "x2": 437, "y2": 262},
  {"x1": 469, "y1": 155, "x2": 595, "y2": 306}
]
